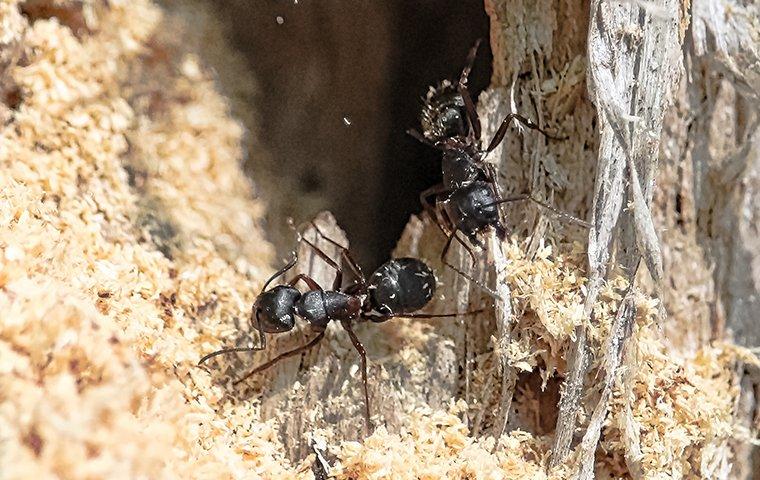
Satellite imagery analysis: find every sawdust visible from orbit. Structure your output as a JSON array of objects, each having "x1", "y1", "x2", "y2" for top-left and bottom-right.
[{"x1": 0, "y1": 1, "x2": 755, "y2": 479}]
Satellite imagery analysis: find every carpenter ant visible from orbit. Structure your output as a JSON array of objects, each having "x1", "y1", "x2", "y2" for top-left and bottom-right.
[
  {"x1": 409, "y1": 40, "x2": 589, "y2": 288},
  {"x1": 199, "y1": 223, "x2": 477, "y2": 434}
]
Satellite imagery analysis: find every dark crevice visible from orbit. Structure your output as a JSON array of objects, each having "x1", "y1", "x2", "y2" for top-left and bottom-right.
[
  {"x1": 178, "y1": 1, "x2": 490, "y2": 270},
  {"x1": 376, "y1": 2, "x2": 492, "y2": 265}
]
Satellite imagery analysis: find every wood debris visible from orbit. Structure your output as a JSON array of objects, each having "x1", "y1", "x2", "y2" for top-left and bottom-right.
[{"x1": 0, "y1": 1, "x2": 755, "y2": 478}]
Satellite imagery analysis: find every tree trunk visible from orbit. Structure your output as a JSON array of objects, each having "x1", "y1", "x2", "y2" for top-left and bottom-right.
[{"x1": 2, "y1": 0, "x2": 758, "y2": 479}]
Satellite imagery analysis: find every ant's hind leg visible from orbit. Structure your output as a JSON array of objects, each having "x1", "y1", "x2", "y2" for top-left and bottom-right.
[
  {"x1": 340, "y1": 320, "x2": 372, "y2": 436},
  {"x1": 232, "y1": 332, "x2": 326, "y2": 386}
]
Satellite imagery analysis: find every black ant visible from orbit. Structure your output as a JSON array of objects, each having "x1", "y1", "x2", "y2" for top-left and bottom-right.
[
  {"x1": 408, "y1": 40, "x2": 589, "y2": 288},
  {"x1": 199, "y1": 222, "x2": 478, "y2": 434}
]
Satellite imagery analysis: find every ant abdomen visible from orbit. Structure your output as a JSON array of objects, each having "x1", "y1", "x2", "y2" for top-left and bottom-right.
[
  {"x1": 254, "y1": 285, "x2": 300, "y2": 333},
  {"x1": 368, "y1": 258, "x2": 436, "y2": 318}
]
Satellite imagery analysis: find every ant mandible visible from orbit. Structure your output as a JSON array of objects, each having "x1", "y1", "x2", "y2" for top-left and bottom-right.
[{"x1": 199, "y1": 221, "x2": 477, "y2": 434}]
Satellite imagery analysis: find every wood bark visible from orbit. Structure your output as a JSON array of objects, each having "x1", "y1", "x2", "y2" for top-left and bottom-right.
[{"x1": 483, "y1": 0, "x2": 759, "y2": 477}]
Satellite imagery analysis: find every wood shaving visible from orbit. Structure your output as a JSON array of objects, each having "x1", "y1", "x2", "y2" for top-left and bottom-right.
[{"x1": 0, "y1": 1, "x2": 754, "y2": 478}]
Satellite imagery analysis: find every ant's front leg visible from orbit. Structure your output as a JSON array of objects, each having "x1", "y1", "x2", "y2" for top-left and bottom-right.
[
  {"x1": 288, "y1": 273, "x2": 323, "y2": 291},
  {"x1": 308, "y1": 220, "x2": 366, "y2": 290},
  {"x1": 299, "y1": 236, "x2": 345, "y2": 291}
]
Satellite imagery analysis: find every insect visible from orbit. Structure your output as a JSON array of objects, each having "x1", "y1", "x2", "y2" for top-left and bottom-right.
[
  {"x1": 409, "y1": 40, "x2": 588, "y2": 286},
  {"x1": 199, "y1": 222, "x2": 476, "y2": 433}
]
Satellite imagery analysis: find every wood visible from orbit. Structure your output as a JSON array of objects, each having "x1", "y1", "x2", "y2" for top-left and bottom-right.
[{"x1": 481, "y1": 0, "x2": 759, "y2": 477}]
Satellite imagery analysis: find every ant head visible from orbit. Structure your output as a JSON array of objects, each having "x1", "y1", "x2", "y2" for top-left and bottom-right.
[
  {"x1": 254, "y1": 285, "x2": 300, "y2": 333},
  {"x1": 367, "y1": 258, "x2": 436, "y2": 317},
  {"x1": 420, "y1": 81, "x2": 469, "y2": 144}
]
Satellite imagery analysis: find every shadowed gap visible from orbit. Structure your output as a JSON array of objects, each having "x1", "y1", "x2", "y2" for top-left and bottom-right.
[{"x1": 195, "y1": 0, "x2": 490, "y2": 270}]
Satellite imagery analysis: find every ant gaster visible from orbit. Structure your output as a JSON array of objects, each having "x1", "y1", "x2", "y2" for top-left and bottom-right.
[
  {"x1": 199, "y1": 222, "x2": 476, "y2": 434},
  {"x1": 409, "y1": 40, "x2": 588, "y2": 288}
]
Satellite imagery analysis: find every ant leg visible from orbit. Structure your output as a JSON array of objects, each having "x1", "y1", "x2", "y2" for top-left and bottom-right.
[
  {"x1": 300, "y1": 236, "x2": 345, "y2": 291},
  {"x1": 455, "y1": 231, "x2": 481, "y2": 259},
  {"x1": 420, "y1": 185, "x2": 455, "y2": 241},
  {"x1": 420, "y1": 184, "x2": 450, "y2": 212},
  {"x1": 441, "y1": 229, "x2": 476, "y2": 266},
  {"x1": 340, "y1": 320, "x2": 372, "y2": 436},
  {"x1": 309, "y1": 221, "x2": 366, "y2": 289},
  {"x1": 484, "y1": 113, "x2": 565, "y2": 154},
  {"x1": 288, "y1": 273, "x2": 323, "y2": 291},
  {"x1": 232, "y1": 331, "x2": 326, "y2": 386},
  {"x1": 442, "y1": 256, "x2": 502, "y2": 301},
  {"x1": 490, "y1": 194, "x2": 591, "y2": 228},
  {"x1": 441, "y1": 231, "x2": 502, "y2": 300}
]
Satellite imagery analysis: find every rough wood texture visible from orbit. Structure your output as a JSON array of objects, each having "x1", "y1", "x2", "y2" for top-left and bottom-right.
[
  {"x1": 247, "y1": 212, "x2": 468, "y2": 461},
  {"x1": 3, "y1": 0, "x2": 758, "y2": 478},
  {"x1": 482, "y1": 0, "x2": 758, "y2": 476},
  {"x1": 553, "y1": 0, "x2": 683, "y2": 467}
]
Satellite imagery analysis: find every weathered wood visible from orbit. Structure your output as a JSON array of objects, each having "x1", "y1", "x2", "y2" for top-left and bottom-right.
[{"x1": 252, "y1": 212, "x2": 466, "y2": 461}]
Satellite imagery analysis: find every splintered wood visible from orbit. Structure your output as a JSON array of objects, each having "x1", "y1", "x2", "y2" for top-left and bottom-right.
[{"x1": 0, "y1": 0, "x2": 757, "y2": 479}]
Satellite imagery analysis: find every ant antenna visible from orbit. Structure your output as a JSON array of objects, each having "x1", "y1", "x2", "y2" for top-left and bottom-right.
[
  {"x1": 198, "y1": 343, "x2": 264, "y2": 365},
  {"x1": 486, "y1": 194, "x2": 591, "y2": 229},
  {"x1": 262, "y1": 252, "x2": 299, "y2": 291},
  {"x1": 378, "y1": 309, "x2": 485, "y2": 321}
]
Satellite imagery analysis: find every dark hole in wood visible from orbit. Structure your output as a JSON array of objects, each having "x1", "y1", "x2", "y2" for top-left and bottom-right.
[{"x1": 197, "y1": 0, "x2": 490, "y2": 270}]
